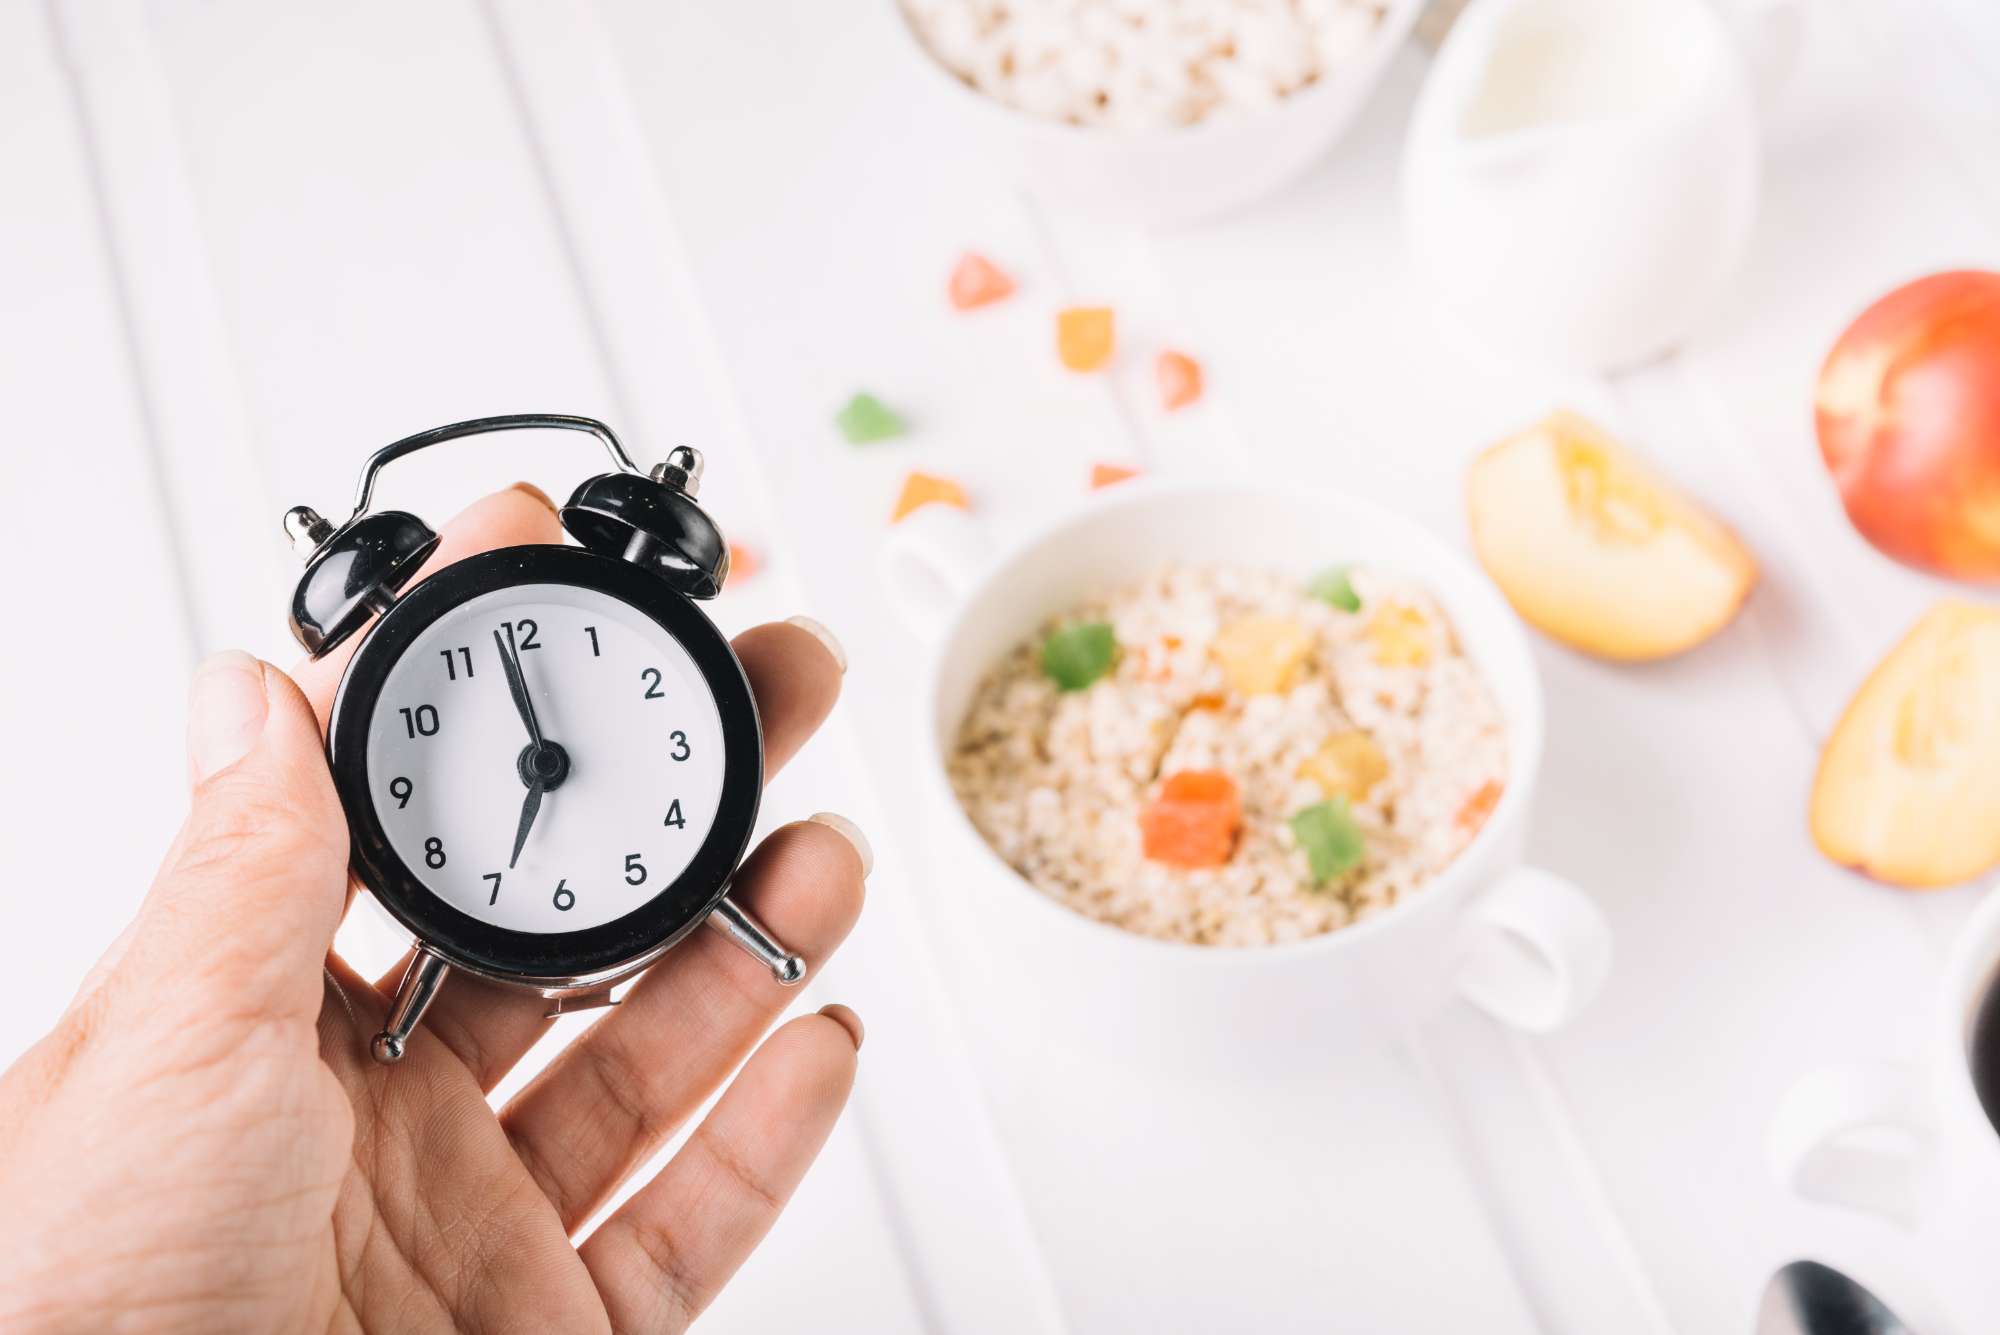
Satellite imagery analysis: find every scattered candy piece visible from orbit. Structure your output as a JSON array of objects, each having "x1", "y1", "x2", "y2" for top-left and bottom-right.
[
  {"x1": 1091, "y1": 462, "x2": 1141, "y2": 489},
  {"x1": 1212, "y1": 615, "x2": 1312, "y2": 695},
  {"x1": 836, "y1": 392, "x2": 906, "y2": 444},
  {"x1": 1141, "y1": 770, "x2": 1242, "y2": 869},
  {"x1": 949, "y1": 252, "x2": 1016, "y2": 310},
  {"x1": 1291, "y1": 798, "x2": 1367, "y2": 885},
  {"x1": 1455, "y1": 779, "x2": 1504, "y2": 834},
  {"x1": 724, "y1": 542, "x2": 760, "y2": 587},
  {"x1": 1299, "y1": 733, "x2": 1389, "y2": 804},
  {"x1": 891, "y1": 470, "x2": 968, "y2": 523},
  {"x1": 1306, "y1": 565, "x2": 1361, "y2": 613},
  {"x1": 1041, "y1": 620, "x2": 1117, "y2": 691},
  {"x1": 1057, "y1": 306, "x2": 1114, "y2": 372},
  {"x1": 1156, "y1": 350, "x2": 1203, "y2": 410},
  {"x1": 1366, "y1": 603, "x2": 1433, "y2": 667}
]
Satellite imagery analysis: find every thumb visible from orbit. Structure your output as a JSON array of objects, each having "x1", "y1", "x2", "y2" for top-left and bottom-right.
[{"x1": 121, "y1": 652, "x2": 350, "y2": 1028}]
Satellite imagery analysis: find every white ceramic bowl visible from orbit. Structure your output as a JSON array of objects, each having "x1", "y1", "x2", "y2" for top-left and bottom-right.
[
  {"x1": 884, "y1": 0, "x2": 1427, "y2": 227},
  {"x1": 883, "y1": 481, "x2": 1612, "y2": 1074}
]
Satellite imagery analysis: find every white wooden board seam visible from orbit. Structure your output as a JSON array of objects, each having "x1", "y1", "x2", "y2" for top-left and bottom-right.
[
  {"x1": 49, "y1": 0, "x2": 287, "y2": 658},
  {"x1": 42, "y1": 0, "x2": 203, "y2": 669}
]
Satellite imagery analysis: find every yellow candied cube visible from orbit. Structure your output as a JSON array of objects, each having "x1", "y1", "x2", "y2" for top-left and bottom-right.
[
  {"x1": 1299, "y1": 732, "x2": 1389, "y2": 803},
  {"x1": 1212, "y1": 615, "x2": 1312, "y2": 695},
  {"x1": 1366, "y1": 603, "x2": 1433, "y2": 667}
]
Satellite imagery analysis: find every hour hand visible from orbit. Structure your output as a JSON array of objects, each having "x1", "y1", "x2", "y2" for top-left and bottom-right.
[{"x1": 509, "y1": 781, "x2": 543, "y2": 870}]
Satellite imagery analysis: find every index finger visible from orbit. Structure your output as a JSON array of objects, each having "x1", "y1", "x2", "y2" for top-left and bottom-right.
[{"x1": 290, "y1": 482, "x2": 564, "y2": 727}]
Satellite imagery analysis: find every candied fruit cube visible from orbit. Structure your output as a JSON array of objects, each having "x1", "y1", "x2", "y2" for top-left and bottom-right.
[
  {"x1": 1291, "y1": 799, "x2": 1366, "y2": 885},
  {"x1": 891, "y1": 471, "x2": 969, "y2": 523},
  {"x1": 1455, "y1": 779, "x2": 1504, "y2": 834},
  {"x1": 949, "y1": 252, "x2": 1015, "y2": 310},
  {"x1": 1042, "y1": 621, "x2": 1116, "y2": 691},
  {"x1": 724, "y1": 542, "x2": 760, "y2": 587},
  {"x1": 1366, "y1": 603, "x2": 1433, "y2": 667},
  {"x1": 1156, "y1": 350, "x2": 1203, "y2": 410},
  {"x1": 1091, "y1": 462, "x2": 1141, "y2": 489},
  {"x1": 1140, "y1": 770, "x2": 1242, "y2": 869},
  {"x1": 1299, "y1": 732, "x2": 1389, "y2": 803},
  {"x1": 1213, "y1": 615, "x2": 1312, "y2": 695},
  {"x1": 1058, "y1": 307, "x2": 1114, "y2": 372},
  {"x1": 835, "y1": 392, "x2": 906, "y2": 444},
  {"x1": 1306, "y1": 565, "x2": 1361, "y2": 613}
]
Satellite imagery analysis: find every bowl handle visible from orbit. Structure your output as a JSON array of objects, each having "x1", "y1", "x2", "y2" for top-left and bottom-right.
[
  {"x1": 1452, "y1": 866, "x2": 1612, "y2": 1033},
  {"x1": 879, "y1": 504, "x2": 988, "y2": 644},
  {"x1": 1768, "y1": 1061, "x2": 1931, "y2": 1228}
]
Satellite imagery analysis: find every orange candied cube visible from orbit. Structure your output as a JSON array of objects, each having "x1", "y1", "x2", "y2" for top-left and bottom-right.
[
  {"x1": 724, "y1": 542, "x2": 760, "y2": 587},
  {"x1": 1091, "y1": 462, "x2": 1141, "y2": 489},
  {"x1": 1455, "y1": 779, "x2": 1504, "y2": 834},
  {"x1": 949, "y1": 252, "x2": 1016, "y2": 310},
  {"x1": 1156, "y1": 350, "x2": 1203, "y2": 410},
  {"x1": 890, "y1": 470, "x2": 969, "y2": 524},
  {"x1": 1139, "y1": 770, "x2": 1242, "y2": 869},
  {"x1": 1057, "y1": 306, "x2": 1114, "y2": 372}
]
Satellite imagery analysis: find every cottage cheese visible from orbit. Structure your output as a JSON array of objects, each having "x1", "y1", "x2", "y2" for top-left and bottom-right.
[
  {"x1": 900, "y1": 0, "x2": 1389, "y2": 130},
  {"x1": 947, "y1": 565, "x2": 1507, "y2": 946}
]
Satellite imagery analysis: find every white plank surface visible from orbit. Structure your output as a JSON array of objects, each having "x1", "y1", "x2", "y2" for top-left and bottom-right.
[
  {"x1": 5, "y1": 0, "x2": 2000, "y2": 1330},
  {"x1": 0, "y1": 0, "x2": 193, "y2": 1043}
]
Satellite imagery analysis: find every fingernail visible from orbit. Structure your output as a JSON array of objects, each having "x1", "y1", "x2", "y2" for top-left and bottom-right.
[
  {"x1": 510, "y1": 480, "x2": 558, "y2": 514},
  {"x1": 187, "y1": 651, "x2": 269, "y2": 781},
  {"x1": 808, "y1": 812, "x2": 872, "y2": 878},
  {"x1": 819, "y1": 1003, "x2": 865, "y2": 1051},
  {"x1": 785, "y1": 615, "x2": 847, "y2": 674}
]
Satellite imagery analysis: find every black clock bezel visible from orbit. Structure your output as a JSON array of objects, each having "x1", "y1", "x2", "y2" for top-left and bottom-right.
[{"x1": 327, "y1": 544, "x2": 763, "y2": 983}]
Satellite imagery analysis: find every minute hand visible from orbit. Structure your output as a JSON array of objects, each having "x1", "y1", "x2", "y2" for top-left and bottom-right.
[{"x1": 494, "y1": 627, "x2": 544, "y2": 749}]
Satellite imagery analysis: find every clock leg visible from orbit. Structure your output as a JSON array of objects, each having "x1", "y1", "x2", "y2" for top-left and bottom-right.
[
  {"x1": 372, "y1": 948, "x2": 451, "y2": 1064},
  {"x1": 706, "y1": 893, "x2": 807, "y2": 986}
]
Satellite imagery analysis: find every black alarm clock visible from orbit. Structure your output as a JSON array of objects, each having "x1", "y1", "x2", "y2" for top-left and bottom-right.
[{"x1": 282, "y1": 415, "x2": 802, "y2": 1064}]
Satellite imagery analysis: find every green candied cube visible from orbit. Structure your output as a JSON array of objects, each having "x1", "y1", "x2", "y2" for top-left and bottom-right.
[
  {"x1": 1290, "y1": 798, "x2": 1366, "y2": 886},
  {"x1": 1306, "y1": 565, "x2": 1361, "y2": 613},
  {"x1": 835, "y1": 392, "x2": 907, "y2": 444},
  {"x1": 1041, "y1": 621, "x2": 1116, "y2": 691}
]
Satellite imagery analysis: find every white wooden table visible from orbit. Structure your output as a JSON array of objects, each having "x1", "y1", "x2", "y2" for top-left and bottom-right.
[{"x1": 5, "y1": 1, "x2": 1998, "y2": 1330}]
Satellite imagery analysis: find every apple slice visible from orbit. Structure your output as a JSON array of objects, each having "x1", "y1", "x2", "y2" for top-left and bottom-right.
[
  {"x1": 1467, "y1": 411, "x2": 1757, "y2": 661},
  {"x1": 1810, "y1": 601, "x2": 2000, "y2": 888}
]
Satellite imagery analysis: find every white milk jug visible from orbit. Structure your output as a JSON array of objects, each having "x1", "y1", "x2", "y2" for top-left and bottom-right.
[{"x1": 1403, "y1": 0, "x2": 1801, "y2": 370}]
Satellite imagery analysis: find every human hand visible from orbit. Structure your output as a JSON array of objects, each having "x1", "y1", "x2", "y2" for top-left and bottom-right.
[{"x1": 0, "y1": 485, "x2": 869, "y2": 1333}]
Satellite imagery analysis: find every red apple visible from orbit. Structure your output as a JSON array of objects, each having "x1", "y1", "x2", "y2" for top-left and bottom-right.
[{"x1": 1816, "y1": 270, "x2": 2000, "y2": 581}]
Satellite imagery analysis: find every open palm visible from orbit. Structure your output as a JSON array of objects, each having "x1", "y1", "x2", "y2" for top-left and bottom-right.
[{"x1": 0, "y1": 486, "x2": 867, "y2": 1334}]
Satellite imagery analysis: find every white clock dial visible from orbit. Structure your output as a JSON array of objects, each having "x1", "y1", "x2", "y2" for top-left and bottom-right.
[{"x1": 365, "y1": 582, "x2": 727, "y2": 933}]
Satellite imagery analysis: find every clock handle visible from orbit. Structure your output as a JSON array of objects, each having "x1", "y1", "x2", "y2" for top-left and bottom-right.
[
  {"x1": 706, "y1": 893, "x2": 807, "y2": 986},
  {"x1": 371, "y1": 949, "x2": 451, "y2": 1063}
]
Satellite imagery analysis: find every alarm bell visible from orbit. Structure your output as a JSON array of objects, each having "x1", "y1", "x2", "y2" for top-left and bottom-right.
[
  {"x1": 285, "y1": 508, "x2": 441, "y2": 657},
  {"x1": 560, "y1": 446, "x2": 729, "y2": 600},
  {"x1": 280, "y1": 416, "x2": 728, "y2": 659}
]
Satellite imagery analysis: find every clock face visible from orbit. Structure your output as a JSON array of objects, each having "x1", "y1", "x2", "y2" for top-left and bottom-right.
[{"x1": 364, "y1": 581, "x2": 727, "y2": 934}]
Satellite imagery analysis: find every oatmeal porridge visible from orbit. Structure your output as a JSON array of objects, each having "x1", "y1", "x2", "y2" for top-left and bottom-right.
[{"x1": 947, "y1": 564, "x2": 1507, "y2": 946}]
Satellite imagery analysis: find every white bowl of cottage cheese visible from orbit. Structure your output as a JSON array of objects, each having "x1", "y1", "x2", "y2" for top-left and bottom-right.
[
  {"x1": 889, "y1": 0, "x2": 1425, "y2": 224},
  {"x1": 881, "y1": 480, "x2": 1614, "y2": 1075}
]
